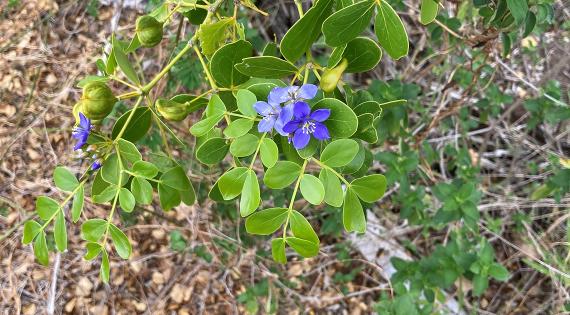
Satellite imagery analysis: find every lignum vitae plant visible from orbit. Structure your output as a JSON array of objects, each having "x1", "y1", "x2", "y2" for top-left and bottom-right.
[{"x1": 20, "y1": 0, "x2": 541, "y2": 287}]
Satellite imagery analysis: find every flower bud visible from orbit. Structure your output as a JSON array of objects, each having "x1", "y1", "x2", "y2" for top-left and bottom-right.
[
  {"x1": 320, "y1": 58, "x2": 348, "y2": 93},
  {"x1": 80, "y1": 81, "x2": 117, "y2": 120},
  {"x1": 156, "y1": 99, "x2": 189, "y2": 121},
  {"x1": 136, "y1": 15, "x2": 164, "y2": 48}
]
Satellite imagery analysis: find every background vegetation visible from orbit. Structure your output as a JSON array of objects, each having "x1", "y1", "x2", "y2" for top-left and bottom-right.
[{"x1": 0, "y1": 0, "x2": 569, "y2": 314}]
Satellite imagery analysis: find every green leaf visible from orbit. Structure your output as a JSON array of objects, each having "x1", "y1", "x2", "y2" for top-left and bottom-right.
[
  {"x1": 259, "y1": 138, "x2": 278, "y2": 168},
  {"x1": 328, "y1": 44, "x2": 347, "y2": 68},
  {"x1": 158, "y1": 183, "x2": 181, "y2": 211},
  {"x1": 240, "y1": 170, "x2": 260, "y2": 217},
  {"x1": 112, "y1": 34, "x2": 140, "y2": 85},
  {"x1": 235, "y1": 56, "x2": 298, "y2": 79},
  {"x1": 84, "y1": 242, "x2": 102, "y2": 260},
  {"x1": 112, "y1": 107, "x2": 152, "y2": 142},
  {"x1": 286, "y1": 237, "x2": 319, "y2": 258},
  {"x1": 420, "y1": 0, "x2": 438, "y2": 25},
  {"x1": 210, "y1": 40, "x2": 252, "y2": 87},
  {"x1": 236, "y1": 89, "x2": 258, "y2": 117},
  {"x1": 33, "y1": 232, "x2": 49, "y2": 266},
  {"x1": 300, "y1": 174, "x2": 325, "y2": 205},
  {"x1": 131, "y1": 160, "x2": 159, "y2": 179},
  {"x1": 280, "y1": 0, "x2": 335, "y2": 62},
  {"x1": 119, "y1": 188, "x2": 136, "y2": 212},
  {"x1": 343, "y1": 189, "x2": 366, "y2": 233},
  {"x1": 100, "y1": 250, "x2": 110, "y2": 283},
  {"x1": 224, "y1": 118, "x2": 254, "y2": 138},
  {"x1": 196, "y1": 137, "x2": 229, "y2": 164},
  {"x1": 160, "y1": 166, "x2": 191, "y2": 191},
  {"x1": 206, "y1": 94, "x2": 227, "y2": 117},
  {"x1": 198, "y1": 18, "x2": 234, "y2": 56},
  {"x1": 312, "y1": 98, "x2": 358, "y2": 138},
  {"x1": 230, "y1": 133, "x2": 259, "y2": 157},
  {"x1": 489, "y1": 263, "x2": 510, "y2": 281},
  {"x1": 271, "y1": 238, "x2": 287, "y2": 264},
  {"x1": 319, "y1": 169, "x2": 343, "y2": 207},
  {"x1": 353, "y1": 113, "x2": 378, "y2": 143},
  {"x1": 81, "y1": 219, "x2": 107, "y2": 242},
  {"x1": 54, "y1": 211, "x2": 67, "y2": 252},
  {"x1": 180, "y1": 184, "x2": 196, "y2": 206},
  {"x1": 72, "y1": 185, "x2": 84, "y2": 223},
  {"x1": 322, "y1": 0, "x2": 375, "y2": 47},
  {"x1": 101, "y1": 153, "x2": 129, "y2": 186},
  {"x1": 22, "y1": 220, "x2": 42, "y2": 244},
  {"x1": 131, "y1": 177, "x2": 153, "y2": 204},
  {"x1": 116, "y1": 139, "x2": 142, "y2": 163},
  {"x1": 245, "y1": 207, "x2": 288, "y2": 234},
  {"x1": 92, "y1": 185, "x2": 119, "y2": 204},
  {"x1": 320, "y1": 139, "x2": 359, "y2": 167},
  {"x1": 351, "y1": 174, "x2": 387, "y2": 203},
  {"x1": 53, "y1": 166, "x2": 79, "y2": 192},
  {"x1": 36, "y1": 196, "x2": 60, "y2": 220},
  {"x1": 189, "y1": 114, "x2": 224, "y2": 137},
  {"x1": 375, "y1": 1, "x2": 409, "y2": 60},
  {"x1": 472, "y1": 274, "x2": 488, "y2": 296},
  {"x1": 109, "y1": 224, "x2": 132, "y2": 259},
  {"x1": 290, "y1": 210, "x2": 319, "y2": 244},
  {"x1": 217, "y1": 167, "x2": 249, "y2": 200},
  {"x1": 507, "y1": 0, "x2": 528, "y2": 24},
  {"x1": 264, "y1": 161, "x2": 301, "y2": 189},
  {"x1": 523, "y1": 11, "x2": 536, "y2": 37},
  {"x1": 342, "y1": 37, "x2": 382, "y2": 73}
]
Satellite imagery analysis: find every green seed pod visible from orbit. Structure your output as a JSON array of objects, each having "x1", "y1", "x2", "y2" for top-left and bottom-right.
[
  {"x1": 80, "y1": 82, "x2": 117, "y2": 120},
  {"x1": 156, "y1": 99, "x2": 189, "y2": 121},
  {"x1": 136, "y1": 15, "x2": 164, "y2": 48},
  {"x1": 320, "y1": 58, "x2": 348, "y2": 93}
]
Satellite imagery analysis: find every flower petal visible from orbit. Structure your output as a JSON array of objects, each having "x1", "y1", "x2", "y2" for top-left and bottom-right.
[
  {"x1": 268, "y1": 87, "x2": 291, "y2": 104},
  {"x1": 298, "y1": 84, "x2": 318, "y2": 100},
  {"x1": 79, "y1": 112, "x2": 91, "y2": 130},
  {"x1": 279, "y1": 103, "x2": 294, "y2": 125},
  {"x1": 292, "y1": 129, "x2": 310, "y2": 149},
  {"x1": 283, "y1": 120, "x2": 301, "y2": 133},
  {"x1": 254, "y1": 101, "x2": 273, "y2": 116},
  {"x1": 313, "y1": 122, "x2": 330, "y2": 141},
  {"x1": 258, "y1": 116, "x2": 276, "y2": 132},
  {"x1": 274, "y1": 117, "x2": 288, "y2": 136},
  {"x1": 92, "y1": 161, "x2": 102, "y2": 170},
  {"x1": 293, "y1": 101, "x2": 310, "y2": 119},
  {"x1": 310, "y1": 109, "x2": 331, "y2": 122}
]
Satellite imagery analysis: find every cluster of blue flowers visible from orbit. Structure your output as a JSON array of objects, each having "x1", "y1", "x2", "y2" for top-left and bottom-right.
[
  {"x1": 254, "y1": 84, "x2": 331, "y2": 149},
  {"x1": 72, "y1": 113, "x2": 101, "y2": 170}
]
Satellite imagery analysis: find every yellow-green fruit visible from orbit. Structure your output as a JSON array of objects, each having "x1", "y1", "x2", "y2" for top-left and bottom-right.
[
  {"x1": 156, "y1": 99, "x2": 188, "y2": 121},
  {"x1": 72, "y1": 102, "x2": 83, "y2": 124},
  {"x1": 136, "y1": 15, "x2": 163, "y2": 48},
  {"x1": 81, "y1": 82, "x2": 117, "y2": 120},
  {"x1": 320, "y1": 59, "x2": 348, "y2": 93}
]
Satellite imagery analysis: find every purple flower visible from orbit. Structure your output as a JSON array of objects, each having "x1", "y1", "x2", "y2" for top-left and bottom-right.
[
  {"x1": 268, "y1": 84, "x2": 318, "y2": 105},
  {"x1": 254, "y1": 100, "x2": 291, "y2": 136},
  {"x1": 283, "y1": 102, "x2": 331, "y2": 150},
  {"x1": 91, "y1": 160, "x2": 102, "y2": 170},
  {"x1": 72, "y1": 113, "x2": 92, "y2": 150}
]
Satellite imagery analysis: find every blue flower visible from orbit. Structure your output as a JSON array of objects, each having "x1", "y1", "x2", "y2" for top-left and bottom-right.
[
  {"x1": 268, "y1": 84, "x2": 318, "y2": 105},
  {"x1": 283, "y1": 102, "x2": 331, "y2": 150},
  {"x1": 91, "y1": 160, "x2": 102, "y2": 170},
  {"x1": 72, "y1": 113, "x2": 92, "y2": 150},
  {"x1": 253, "y1": 100, "x2": 291, "y2": 136}
]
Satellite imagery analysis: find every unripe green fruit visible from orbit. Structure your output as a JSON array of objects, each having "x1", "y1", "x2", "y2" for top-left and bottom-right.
[
  {"x1": 156, "y1": 99, "x2": 189, "y2": 121},
  {"x1": 80, "y1": 82, "x2": 117, "y2": 120},
  {"x1": 320, "y1": 59, "x2": 348, "y2": 93},
  {"x1": 136, "y1": 15, "x2": 164, "y2": 48}
]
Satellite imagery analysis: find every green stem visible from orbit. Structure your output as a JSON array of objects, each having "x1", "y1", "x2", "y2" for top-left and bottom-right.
[
  {"x1": 281, "y1": 159, "x2": 308, "y2": 239},
  {"x1": 249, "y1": 133, "x2": 266, "y2": 169},
  {"x1": 40, "y1": 178, "x2": 88, "y2": 231},
  {"x1": 193, "y1": 45, "x2": 218, "y2": 89},
  {"x1": 141, "y1": 44, "x2": 193, "y2": 94},
  {"x1": 226, "y1": 112, "x2": 260, "y2": 120},
  {"x1": 114, "y1": 96, "x2": 143, "y2": 141},
  {"x1": 312, "y1": 158, "x2": 351, "y2": 186},
  {"x1": 101, "y1": 144, "x2": 125, "y2": 246}
]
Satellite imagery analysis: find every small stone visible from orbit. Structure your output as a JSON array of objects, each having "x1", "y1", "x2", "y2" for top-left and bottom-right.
[
  {"x1": 76, "y1": 277, "x2": 93, "y2": 297},
  {"x1": 169, "y1": 284, "x2": 185, "y2": 304},
  {"x1": 152, "y1": 271, "x2": 165, "y2": 285},
  {"x1": 133, "y1": 301, "x2": 147, "y2": 312}
]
